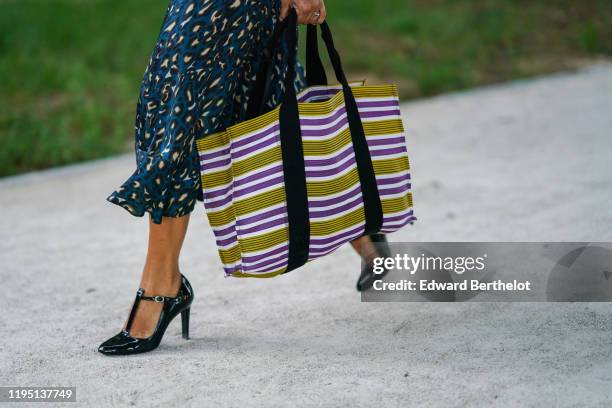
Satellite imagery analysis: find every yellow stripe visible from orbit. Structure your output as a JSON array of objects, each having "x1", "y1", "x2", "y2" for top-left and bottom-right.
[
  {"x1": 373, "y1": 156, "x2": 410, "y2": 174},
  {"x1": 302, "y1": 128, "x2": 352, "y2": 156},
  {"x1": 363, "y1": 120, "x2": 404, "y2": 136},
  {"x1": 306, "y1": 168, "x2": 360, "y2": 197},
  {"x1": 352, "y1": 84, "x2": 398, "y2": 99},
  {"x1": 228, "y1": 109, "x2": 279, "y2": 139},
  {"x1": 382, "y1": 193, "x2": 413, "y2": 213},
  {"x1": 201, "y1": 168, "x2": 232, "y2": 189},
  {"x1": 231, "y1": 265, "x2": 287, "y2": 278},
  {"x1": 238, "y1": 227, "x2": 288, "y2": 253},
  {"x1": 310, "y1": 207, "x2": 365, "y2": 236},
  {"x1": 196, "y1": 130, "x2": 228, "y2": 152},
  {"x1": 232, "y1": 146, "x2": 282, "y2": 177},
  {"x1": 219, "y1": 245, "x2": 241, "y2": 264},
  {"x1": 234, "y1": 187, "x2": 285, "y2": 216},
  {"x1": 207, "y1": 206, "x2": 236, "y2": 228}
]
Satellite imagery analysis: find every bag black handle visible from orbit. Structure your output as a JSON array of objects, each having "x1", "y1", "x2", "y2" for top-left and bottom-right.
[
  {"x1": 275, "y1": 10, "x2": 383, "y2": 273},
  {"x1": 305, "y1": 24, "x2": 327, "y2": 86},
  {"x1": 246, "y1": 15, "x2": 328, "y2": 119},
  {"x1": 245, "y1": 15, "x2": 290, "y2": 120}
]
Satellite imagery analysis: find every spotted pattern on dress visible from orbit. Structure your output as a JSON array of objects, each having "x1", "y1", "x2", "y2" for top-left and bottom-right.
[{"x1": 106, "y1": 0, "x2": 306, "y2": 224}]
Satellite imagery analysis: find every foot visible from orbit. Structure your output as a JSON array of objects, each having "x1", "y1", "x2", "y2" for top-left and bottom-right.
[
  {"x1": 98, "y1": 273, "x2": 195, "y2": 356},
  {"x1": 350, "y1": 234, "x2": 381, "y2": 264},
  {"x1": 350, "y1": 234, "x2": 391, "y2": 291},
  {"x1": 122, "y1": 272, "x2": 182, "y2": 339}
]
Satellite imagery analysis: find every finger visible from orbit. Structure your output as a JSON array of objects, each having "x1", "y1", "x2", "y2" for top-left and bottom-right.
[
  {"x1": 294, "y1": 0, "x2": 322, "y2": 24},
  {"x1": 307, "y1": 0, "x2": 325, "y2": 25},
  {"x1": 308, "y1": 12, "x2": 320, "y2": 25},
  {"x1": 294, "y1": 3, "x2": 309, "y2": 24},
  {"x1": 317, "y1": 2, "x2": 326, "y2": 23},
  {"x1": 280, "y1": 0, "x2": 291, "y2": 21}
]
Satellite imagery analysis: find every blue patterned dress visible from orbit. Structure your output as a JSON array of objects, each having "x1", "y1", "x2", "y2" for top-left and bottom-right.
[{"x1": 106, "y1": 0, "x2": 306, "y2": 224}]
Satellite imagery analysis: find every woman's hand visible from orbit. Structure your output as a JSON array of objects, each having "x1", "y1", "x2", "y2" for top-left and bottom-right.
[{"x1": 280, "y1": 0, "x2": 326, "y2": 25}]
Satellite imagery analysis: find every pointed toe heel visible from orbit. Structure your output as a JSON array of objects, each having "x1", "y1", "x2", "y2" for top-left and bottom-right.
[
  {"x1": 98, "y1": 273, "x2": 194, "y2": 356},
  {"x1": 356, "y1": 234, "x2": 392, "y2": 292}
]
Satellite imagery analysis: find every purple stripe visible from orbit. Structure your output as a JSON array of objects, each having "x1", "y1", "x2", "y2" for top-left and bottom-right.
[
  {"x1": 309, "y1": 224, "x2": 365, "y2": 247},
  {"x1": 237, "y1": 206, "x2": 287, "y2": 227},
  {"x1": 233, "y1": 164, "x2": 284, "y2": 188},
  {"x1": 216, "y1": 235, "x2": 238, "y2": 247},
  {"x1": 243, "y1": 253, "x2": 288, "y2": 272},
  {"x1": 370, "y1": 146, "x2": 407, "y2": 157},
  {"x1": 199, "y1": 147, "x2": 230, "y2": 162},
  {"x1": 244, "y1": 258, "x2": 288, "y2": 274},
  {"x1": 305, "y1": 157, "x2": 356, "y2": 178},
  {"x1": 308, "y1": 246, "x2": 342, "y2": 259},
  {"x1": 299, "y1": 117, "x2": 351, "y2": 133},
  {"x1": 297, "y1": 88, "x2": 340, "y2": 102},
  {"x1": 378, "y1": 184, "x2": 412, "y2": 196},
  {"x1": 223, "y1": 266, "x2": 239, "y2": 276},
  {"x1": 231, "y1": 133, "x2": 279, "y2": 160},
  {"x1": 241, "y1": 244, "x2": 288, "y2": 264},
  {"x1": 308, "y1": 185, "x2": 362, "y2": 208},
  {"x1": 367, "y1": 136, "x2": 406, "y2": 147},
  {"x1": 203, "y1": 183, "x2": 233, "y2": 199},
  {"x1": 300, "y1": 110, "x2": 397, "y2": 137},
  {"x1": 201, "y1": 156, "x2": 231, "y2": 171},
  {"x1": 381, "y1": 216, "x2": 417, "y2": 233},
  {"x1": 309, "y1": 227, "x2": 365, "y2": 255},
  {"x1": 361, "y1": 109, "x2": 401, "y2": 119},
  {"x1": 214, "y1": 224, "x2": 236, "y2": 237},
  {"x1": 358, "y1": 100, "x2": 399, "y2": 109},
  {"x1": 231, "y1": 123, "x2": 280, "y2": 149},
  {"x1": 375, "y1": 174, "x2": 411, "y2": 185},
  {"x1": 309, "y1": 195, "x2": 363, "y2": 218},
  {"x1": 237, "y1": 216, "x2": 286, "y2": 235},
  {"x1": 233, "y1": 175, "x2": 284, "y2": 198},
  {"x1": 204, "y1": 195, "x2": 232, "y2": 209},
  {"x1": 300, "y1": 120, "x2": 347, "y2": 137},
  {"x1": 299, "y1": 104, "x2": 398, "y2": 130},
  {"x1": 382, "y1": 211, "x2": 415, "y2": 225},
  {"x1": 303, "y1": 144, "x2": 354, "y2": 166}
]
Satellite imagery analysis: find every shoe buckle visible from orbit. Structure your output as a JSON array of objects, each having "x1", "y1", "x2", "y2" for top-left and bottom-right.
[{"x1": 152, "y1": 295, "x2": 165, "y2": 303}]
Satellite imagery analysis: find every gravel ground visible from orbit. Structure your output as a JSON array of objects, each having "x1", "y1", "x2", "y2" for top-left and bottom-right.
[{"x1": 1, "y1": 64, "x2": 612, "y2": 407}]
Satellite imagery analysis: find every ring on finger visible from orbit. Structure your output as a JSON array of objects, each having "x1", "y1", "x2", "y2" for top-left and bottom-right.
[{"x1": 310, "y1": 10, "x2": 321, "y2": 23}]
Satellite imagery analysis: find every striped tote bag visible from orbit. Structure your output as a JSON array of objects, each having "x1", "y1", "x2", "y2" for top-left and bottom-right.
[{"x1": 196, "y1": 12, "x2": 416, "y2": 278}]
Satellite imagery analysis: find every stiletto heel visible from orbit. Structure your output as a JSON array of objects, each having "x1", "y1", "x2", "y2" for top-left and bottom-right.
[
  {"x1": 356, "y1": 234, "x2": 392, "y2": 292},
  {"x1": 98, "y1": 273, "x2": 194, "y2": 356},
  {"x1": 181, "y1": 308, "x2": 190, "y2": 340}
]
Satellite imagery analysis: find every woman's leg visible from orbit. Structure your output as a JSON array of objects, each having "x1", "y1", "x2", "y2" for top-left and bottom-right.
[
  {"x1": 349, "y1": 235, "x2": 379, "y2": 264},
  {"x1": 123, "y1": 213, "x2": 190, "y2": 339}
]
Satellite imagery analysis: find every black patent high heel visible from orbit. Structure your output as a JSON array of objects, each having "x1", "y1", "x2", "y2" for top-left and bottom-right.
[
  {"x1": 98, "y1": 273, "x2": 194, "y2": 356},
  {"x1": 356, "y1": 234, "x2": 392, "y2": 292}
]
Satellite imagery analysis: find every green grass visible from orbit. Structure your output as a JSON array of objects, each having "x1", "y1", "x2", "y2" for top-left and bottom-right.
[{"x1": 1, "y1": 0, "x2": 611, "y2": 176}]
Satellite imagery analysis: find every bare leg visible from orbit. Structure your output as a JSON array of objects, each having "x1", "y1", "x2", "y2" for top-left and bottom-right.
[
  {"x1": 123, "y1": 213, "x2": 190, "y2": 339},
  {"x1": 349, "y1": 235, "x2": 379, "y2": 264}
]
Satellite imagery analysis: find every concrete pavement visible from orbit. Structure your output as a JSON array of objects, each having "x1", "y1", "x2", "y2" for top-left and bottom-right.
[{"x1": 1, "y1": 63, "x2": 612, "y2": 407}]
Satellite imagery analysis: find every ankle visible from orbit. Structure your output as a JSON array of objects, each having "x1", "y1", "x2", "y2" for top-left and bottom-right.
[{"x1": 139, "y1": 269, "x2": 182, "y2": 296}]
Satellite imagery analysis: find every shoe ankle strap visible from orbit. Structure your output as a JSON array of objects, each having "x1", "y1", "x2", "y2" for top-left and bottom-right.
[
  {"x1": 124, "y1": 288, "x2": 184, "y2": 334},
  {"x1": 137, "y1": 288, "x2": 185, "y2": 303}
]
